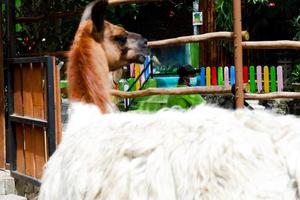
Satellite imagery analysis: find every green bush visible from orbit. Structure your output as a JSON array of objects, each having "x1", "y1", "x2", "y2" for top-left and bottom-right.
[{"x1": 291, "y1": 64, "x2": 300, "y2": 83}]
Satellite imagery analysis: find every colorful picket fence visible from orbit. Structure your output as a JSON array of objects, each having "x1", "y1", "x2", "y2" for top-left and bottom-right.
[{"x1": 199, "y1": 65, "x2": 284, "y2": 93}]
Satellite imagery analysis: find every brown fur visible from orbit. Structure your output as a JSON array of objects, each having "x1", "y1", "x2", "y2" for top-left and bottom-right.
[{"x1": 67, "y1": 0, "x2": 147, "y2": 113}]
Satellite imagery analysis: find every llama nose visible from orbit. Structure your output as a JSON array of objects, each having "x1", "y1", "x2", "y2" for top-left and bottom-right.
[
  {"x1": 143, "y1": 38, "x2": 148, "y2": 46},
  {"x1": 139, "y1": 38, "x2": 148, "y2": 47}
]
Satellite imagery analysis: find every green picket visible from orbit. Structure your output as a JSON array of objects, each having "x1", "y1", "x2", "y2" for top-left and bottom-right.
[
  {"x1": 217, "y1": 66, "x2": 224, "y2": 86},
  {"x1": 270, "y1": 66, "x2": 276, "y2": 92},
  {"x1": 249, "y1": 65, "x2": 256, "y2": 93}
]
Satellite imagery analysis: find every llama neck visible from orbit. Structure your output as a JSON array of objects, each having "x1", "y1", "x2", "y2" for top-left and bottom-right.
[{"x1": 67, "y1": 21, "x2": 112, "y2": 113}]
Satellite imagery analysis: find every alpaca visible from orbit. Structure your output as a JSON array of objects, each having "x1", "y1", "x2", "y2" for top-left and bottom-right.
[
  {"x1": 39, "y1": 1, "x2": 300, "y2": 199},
  {"x1": 67, "y1": 0, "x2": 147, "y2": 113}
]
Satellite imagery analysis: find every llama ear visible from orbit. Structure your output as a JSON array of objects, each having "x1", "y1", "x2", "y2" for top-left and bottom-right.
[{"x1": 91, "y1": 0, "x2": 108, "y2": 32}]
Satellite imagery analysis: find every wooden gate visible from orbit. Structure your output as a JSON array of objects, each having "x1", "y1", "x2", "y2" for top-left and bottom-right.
[{"x1": 6, "y1": 56, "x2": 61, "y2": 185}]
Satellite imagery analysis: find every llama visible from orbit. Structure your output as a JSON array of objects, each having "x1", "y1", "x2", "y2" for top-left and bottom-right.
[{"x1": 39, "y1": 0, "x2": 300, "y2": 199}]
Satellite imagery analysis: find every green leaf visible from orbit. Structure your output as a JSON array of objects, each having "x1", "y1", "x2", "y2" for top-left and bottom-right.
[{"x1": 16, "y1": 23, "x2": 22, "y2": 32}]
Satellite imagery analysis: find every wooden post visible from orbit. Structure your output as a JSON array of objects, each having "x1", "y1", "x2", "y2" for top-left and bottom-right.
[
  {"x1": 0, "y1": 0, "x2": 6, "y2": 168},
  {"x1": 6, "y1": 0, "x2": 16, "y2": 57},
  {"x1": 233, "y1": 0, "x2": 244, "y2": 108}
]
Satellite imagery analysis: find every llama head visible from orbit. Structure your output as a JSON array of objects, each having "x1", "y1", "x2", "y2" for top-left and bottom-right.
[
  {"x1": 67, "y1": 0, "x2": 148, "y2": 113},
  {"x1": 81, "y1": 0, "x2": 148, "y2": 71}
]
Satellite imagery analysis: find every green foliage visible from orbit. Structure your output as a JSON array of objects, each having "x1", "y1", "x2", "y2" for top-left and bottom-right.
[
  {"x1": 214, "y1": 0, "x2": 268, "y2": 53},
  {"x1": 215, "y1": 0, "x2": 268, "y2": 32},
  {"x1": 13, "y1": 0, "x2": 144, "y2": 55},
  {"x1": 291, "y1": 64, "x2": 300, "y2": 83},
  {"x1": 215, "y1": 0, "x2": 233, "y2": 31},
  {"x1": 291, "y1": 15, "x2": 300, "y2": 41}
]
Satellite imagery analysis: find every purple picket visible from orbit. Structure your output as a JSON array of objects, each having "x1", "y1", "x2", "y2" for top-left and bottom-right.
[
  {"x1": 130, "y1": 63, "x2": 135, "y2": 77},
  {"x1": 224, "y1": 66, "x2": 230, "y2": 87},
  {"x1": 256, "y1": 65, "x2": 262, "y2": 93},
  {"x1": 277, "y1": 66, "x2": 283, "y2": 92},
  {"x1": 140, "y1": 64, "x2": 145, "y2": 85}
]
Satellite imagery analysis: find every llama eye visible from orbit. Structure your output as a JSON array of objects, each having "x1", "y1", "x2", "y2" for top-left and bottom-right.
[{"x1": 114, "y1": 35, "x2": 127, "y2": 45}]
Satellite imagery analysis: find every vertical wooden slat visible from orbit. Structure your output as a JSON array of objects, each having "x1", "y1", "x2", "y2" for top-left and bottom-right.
[
  {"x1": 14, "y1": 65, "x2": 23, "y2": 115},
  {"x1": 14, "y1": 64, "x2": 25, "y2": 173},
  {"x1": 22, "y1": 63, "x2": 35, "y2": 177},
  {"x1": 24, "y1": 124, "x2": 35, "y2": 177},
  {"x1": 16, "y1": 124, "x2": 25, "y2": 173},
  {"x1": 54, "y1": 61, "x2": 62, "y2": 145},
  {"x1": 32, "y1": 63, "x2": 46, "y2": 178},
  {"x1": 32, "y1": 63, "x2": 45, "y2": 119},
  {"x1": 22, "y1": 63, "x2": 33, "y2": 117},
  {"x1": 32, "y1": 126, "x2": 45, "y2": 179}
]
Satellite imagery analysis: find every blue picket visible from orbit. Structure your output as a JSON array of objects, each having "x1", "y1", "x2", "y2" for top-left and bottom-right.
[
  {"x1": 200, "y1": 66, "x2": 205, "y2": 86},
  {"x1": 230, "y1": 65, "x2": 235, "y2": 86}
]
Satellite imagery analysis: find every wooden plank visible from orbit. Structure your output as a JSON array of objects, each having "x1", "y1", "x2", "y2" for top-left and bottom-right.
[
  {"x1": 24, "y1": 124, "x2": 35, "y2": 177},
  {"x1": 22, "y1": 64, "x2": 35, "y2": 177},
  {"x1": 22, "y1": 63, "x2": 34, "y2": 117},
  {"x1": 14, "y1": 65, "x2": 23, "y2": 115},
  {"x1": 32, "y1": 63, "x2": 45, "y2": 119},
  {"x1": 32, "y1": 63, "x2": 46, "y2": 178},
  {"x1": 54, "y1": 60, "x2": 62, "y2": 145},
  {"x1": 32, "y1": 127, "x2": 45, "y2": 179},
  {"x1": 16, "y1": 124, "x2": 25, "y2": 173},
  {"x1": 14, "y1": 65, "x2": 26, "y2": 172},
  {"x1": 10, "y1": 114, "x2": 47, "y2": 127}
]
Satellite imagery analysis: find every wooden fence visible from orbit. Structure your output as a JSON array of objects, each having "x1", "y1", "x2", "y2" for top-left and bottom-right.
[{"x1": 6, "y1": 56, "x2": 61, "y2": 184}]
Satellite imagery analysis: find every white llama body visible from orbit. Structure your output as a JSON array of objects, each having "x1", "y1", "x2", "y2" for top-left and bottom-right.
[{"x1": 39, "y1": 103, "x2": 300, "y2": 200}]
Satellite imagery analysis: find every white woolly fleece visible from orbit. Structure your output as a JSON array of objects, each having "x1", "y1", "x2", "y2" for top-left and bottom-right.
[{"x1": 39, "y1": 103, "x2": 300, "y2": 200}]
